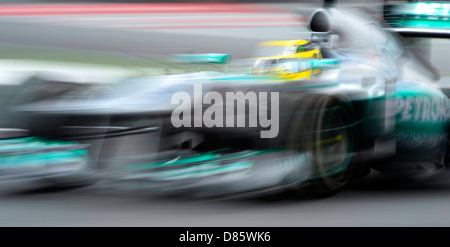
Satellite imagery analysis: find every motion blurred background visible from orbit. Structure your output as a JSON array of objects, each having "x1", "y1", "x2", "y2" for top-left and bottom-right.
[
  {"x1": 0, "y1": 0, "x2": 446, "y2": 82},
  {"x1": 0, "y1": 0, "x2": 449, "y2": 227}
]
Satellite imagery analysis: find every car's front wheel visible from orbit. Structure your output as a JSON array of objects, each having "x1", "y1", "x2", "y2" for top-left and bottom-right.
[{"x1": 284, "y1": 95, "x2": 356, "y2": 198}]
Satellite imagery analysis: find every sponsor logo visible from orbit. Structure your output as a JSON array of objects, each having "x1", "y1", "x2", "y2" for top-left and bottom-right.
[
  {"x1": 171, "y1": 84, "x2": 279, "y2": 138},
  {"x1": 413, "y1": 2, "x2": 450, "y2": 16},
  {"x1": 395, "y1": 95, "x2": 450, "y2": 123}
]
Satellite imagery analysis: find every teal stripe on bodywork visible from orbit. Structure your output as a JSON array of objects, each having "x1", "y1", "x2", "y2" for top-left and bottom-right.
[
  {"x1": 127, "y1": 153, "x2": 219, "y2": 170},
  {"x1": 125, "y1": 150, "x2": 265, "y2": 171},
  {"x1": 0, "y1": 137, "x2": 80, "y2": 152},
  {"x1": 0, "y1": 150, "x2": 86, "y2": 167},
  {"x1": 285, "y1": 82, "x2": 341, "y2": 89},
  {"x1": 0, "y1": 137, "x2": 87, "y2": 168},
  {"x1": 149, "y1": 161, "x2": 253, "y2": 180},
  {"x1": 400, "y1": 19, "x2": 450, "y2": 29}
]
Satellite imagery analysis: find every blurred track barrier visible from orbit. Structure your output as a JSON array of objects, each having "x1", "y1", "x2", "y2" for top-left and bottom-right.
[
  {"x1": 0, "y1": 3, "x2": 286, "y2": 15},
  {"x1": 0, "y1": 3, "x2": 306, "y2": 31}
]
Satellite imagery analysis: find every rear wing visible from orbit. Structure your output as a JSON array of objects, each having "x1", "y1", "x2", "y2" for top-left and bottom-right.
[{"x1": 384, "y1": 1, "x2": 450, "y2": 38}]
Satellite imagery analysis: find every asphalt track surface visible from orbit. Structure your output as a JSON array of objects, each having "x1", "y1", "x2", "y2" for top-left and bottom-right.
[
  {"x1": 2, "y1": 169, "x2": 450, "y2": 226},
  {"x1": 0, "y1": 2, "x2": 450, "y2": 227}
]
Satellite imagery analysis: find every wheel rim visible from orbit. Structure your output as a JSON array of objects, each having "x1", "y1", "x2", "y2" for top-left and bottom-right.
[
  {"x1": 284, "y1": 97, "x2": 354, "y2": 189},
  {"x1": 313, "y1": 104, "x2": 353, "y2": 187}
]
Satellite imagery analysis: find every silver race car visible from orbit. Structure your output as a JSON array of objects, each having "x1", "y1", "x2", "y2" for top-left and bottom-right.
[{"x1": 0, "y1": 1, "x2": 449, "y2": 198}]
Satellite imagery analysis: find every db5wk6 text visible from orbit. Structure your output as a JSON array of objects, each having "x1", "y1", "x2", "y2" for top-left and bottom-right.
[{"x1": 179, "y1": 231, "x2": 271, "y2": 244}]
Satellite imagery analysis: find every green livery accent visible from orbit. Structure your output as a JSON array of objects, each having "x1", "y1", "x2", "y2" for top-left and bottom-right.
[
  {"x1": 125, "y1": 150, "x2": 263, "y2": 171},
  {"x1": 391, "y1": 19, "x2": 450, "y2": 29},
  {"x1": 0, "y1": 137, "x2": 81, "y2": 153},
  {"x1": 124, "y1": 149, "x2": 294, "y2": 179},
  {"x1": 310, "y1": 59, "x2": 341, "y2": 69},
  {"x1": 278, "y1": 59, "x2": 340, "y2": 73},
  {"x1": 126, "y1": 153, "x2": 220, "y2": 170},
  {"x1": 286, "y1": 82, "x2": 341, "y2": 89},
  {"x1": 0, "y1": 137, "x2": 87, "y2": 168},
  {"x1": 0, "y1": 150, "x2": 86, "y2": 168},
  {"x1": 124, "y1": 150, "x2": 259, "y2": 180},
  {"x1": 385, "y1": 2, "x2": 450, "y2": 29},
  {"x1": 147, "y1": 161, "x2": 253, "y2": 180},
  {"x1": 172, "y1": 53, "x2": 231, "y2": 64}
]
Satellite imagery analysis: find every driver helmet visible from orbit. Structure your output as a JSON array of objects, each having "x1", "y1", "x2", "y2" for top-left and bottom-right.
[{"x1": 252, "y1": 39, "x2": 322, "y2": 80}]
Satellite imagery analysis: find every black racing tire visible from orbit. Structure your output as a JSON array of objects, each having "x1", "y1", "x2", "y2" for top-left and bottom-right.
[
  {"x1": 283, "y1": 94, "x2": 356, "y2": 198},
  {"x1": 442, "y1": 124, "x2": 450, "y2": 168}
]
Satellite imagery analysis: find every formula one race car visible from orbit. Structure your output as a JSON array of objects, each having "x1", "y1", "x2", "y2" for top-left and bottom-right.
[{"x1": 1, "y1": 1, "x2": 449, "y2": 198}]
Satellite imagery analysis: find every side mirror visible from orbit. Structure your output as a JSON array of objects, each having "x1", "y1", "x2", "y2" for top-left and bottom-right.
[
  {"x1": 284, "y1": 59, "x2": 341, "y2": 72},
  {"x1": 310, "y1": 58, "x2": 341, "y2": 69},
  {"x1": 172, "y1": 53, "x2": 231, "y2": 64}
]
